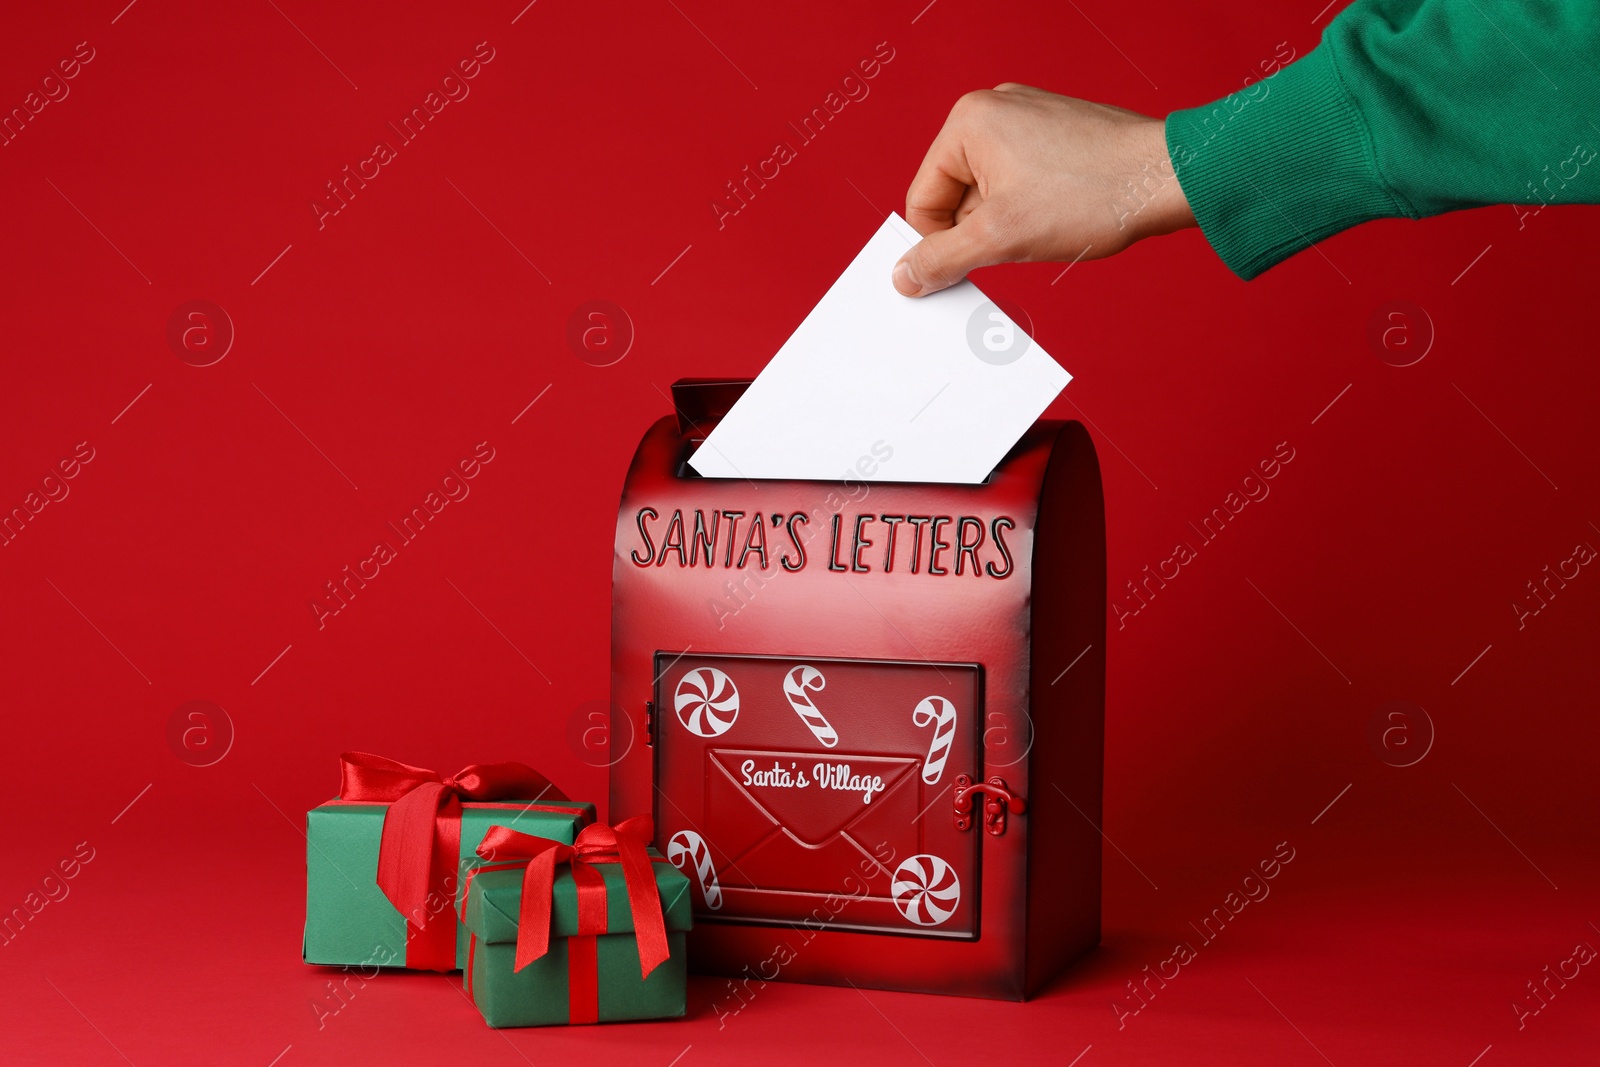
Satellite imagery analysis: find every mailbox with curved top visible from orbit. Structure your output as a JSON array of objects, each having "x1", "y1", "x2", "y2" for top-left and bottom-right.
[{"x1": 609, "y1": 378, "x2": 1105, "y2": 1000}]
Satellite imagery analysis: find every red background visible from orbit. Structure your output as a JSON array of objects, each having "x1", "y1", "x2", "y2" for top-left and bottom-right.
[{"x1": 3, "y1": 1, "x2": 1596, "y2": 1063}]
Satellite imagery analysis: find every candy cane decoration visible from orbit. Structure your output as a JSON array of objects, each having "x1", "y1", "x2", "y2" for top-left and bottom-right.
[
  {"x1": 666, "y1": 830, "x2": 722, "y2": 911},
  {"x1": 891, "y1": 854, "x2": 960, "y2": 927},
  {"x1": 911, "y1": 696, "x2": 958, "y2": 785},
  {"x1": 675, "y1": 667, "x2": 740, "y2": 737},
  {"x1": 782, "y1": 665, "x2": 838, "y2": 748}
]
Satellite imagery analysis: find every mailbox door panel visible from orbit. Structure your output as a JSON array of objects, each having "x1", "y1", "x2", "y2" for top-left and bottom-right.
[{"x1": 655, "y1": 652, "x2": 981, "y2": 939}]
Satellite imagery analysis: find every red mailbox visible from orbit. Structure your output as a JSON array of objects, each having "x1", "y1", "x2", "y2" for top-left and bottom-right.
[{"x1": 609, "y1": 379, "x2": 1105, "y2": 1000}]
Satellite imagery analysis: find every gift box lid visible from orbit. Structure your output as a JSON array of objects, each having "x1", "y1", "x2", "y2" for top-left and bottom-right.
[
  {"x1": 310, "y1": 797, "x2": 595, "y2": 817},
  {"x1": 462, "y1": 850, "x2": 693, "y2": 945}
]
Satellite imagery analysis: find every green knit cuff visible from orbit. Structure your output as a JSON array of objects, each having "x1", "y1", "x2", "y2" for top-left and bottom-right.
[{"x1": 1164, "y1": 44, "x2": 1408, "y2": 280}]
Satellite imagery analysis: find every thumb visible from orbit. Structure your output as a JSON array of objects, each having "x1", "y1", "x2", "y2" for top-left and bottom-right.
[{"x1": 892, "y1": 211, "x2": 999, "y2": 296}]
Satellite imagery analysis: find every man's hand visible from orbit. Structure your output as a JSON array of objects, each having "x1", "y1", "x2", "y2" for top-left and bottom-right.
[{"x1": 893, "y1": 84, "x2": 1195, "y2": 296}]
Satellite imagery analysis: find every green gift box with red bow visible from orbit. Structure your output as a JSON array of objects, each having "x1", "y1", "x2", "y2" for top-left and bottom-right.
[
  {"x1": 303, "y1": 752, "x2": 594, "y2": 972},
  {"x1": 460, "y1": 816, "x2": 693, "y2": 1027}
]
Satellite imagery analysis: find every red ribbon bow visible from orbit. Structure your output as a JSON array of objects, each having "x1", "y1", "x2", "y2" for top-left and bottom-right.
[
  {"x1": 466, "y1": 816, "x2": 670, "y2": 1023},
  {"x1": 337, "y1": 751, "x2": 566, "y2": 971}
]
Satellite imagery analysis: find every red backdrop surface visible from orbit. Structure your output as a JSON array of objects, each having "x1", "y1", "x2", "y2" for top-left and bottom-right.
[{"x1": 2, "y1": 1, "x2": 1596, "y2": 1064}]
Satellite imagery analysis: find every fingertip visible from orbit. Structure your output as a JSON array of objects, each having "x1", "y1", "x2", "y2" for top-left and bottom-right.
[{"x1": 892, "y1": 258, "x2": 922, "y2": 297}]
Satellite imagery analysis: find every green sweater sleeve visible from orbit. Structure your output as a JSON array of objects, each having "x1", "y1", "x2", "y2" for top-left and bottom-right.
[{"x1": 1165, "y1": 0, "x2": 1600, "y2": 280}]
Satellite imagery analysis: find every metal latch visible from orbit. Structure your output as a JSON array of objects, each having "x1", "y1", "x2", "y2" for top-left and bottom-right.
[{"x1": 953, "y1": 774, "x2": 1026, "y2": 836}]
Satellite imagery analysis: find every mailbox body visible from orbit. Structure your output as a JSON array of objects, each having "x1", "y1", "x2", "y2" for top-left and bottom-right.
[{"x1": 609, "y1": 380, "x2": 1105, "y2": 1000}]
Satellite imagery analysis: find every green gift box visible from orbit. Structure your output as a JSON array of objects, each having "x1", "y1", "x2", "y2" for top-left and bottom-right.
[
  {"x1": 302, "y1": 752, "x2": 593, "y2": 972},
  {"x1": 461, "y1": 821, "x2": 692, "y2": 1027}
]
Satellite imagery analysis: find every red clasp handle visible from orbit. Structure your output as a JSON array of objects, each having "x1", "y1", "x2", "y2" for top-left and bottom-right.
[{"x1": 953, "y1": 774, "x2": 1026, "y2": 836}]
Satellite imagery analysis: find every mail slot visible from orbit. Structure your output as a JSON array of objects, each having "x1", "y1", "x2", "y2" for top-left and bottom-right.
[{"x1": 609, "y1": 378, "x2": 1106, "y2": 1000}]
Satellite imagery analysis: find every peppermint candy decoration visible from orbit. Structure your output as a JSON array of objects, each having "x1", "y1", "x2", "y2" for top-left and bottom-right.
[
  {"x1": 892, "y1": 854, "x2": 960, "y2": 927},
  {"x1": 675, "y1": 667, "x2": 739, "y2": 737},
  {"x1": 782, "y1": 665, "x2": 839, "y2": 748},
  {"x1": 911, "y1": 696, "x2": 958, "y2": 785},
  {"x1": 666, "y1": 829, "x2": 722, "y2": 911}
]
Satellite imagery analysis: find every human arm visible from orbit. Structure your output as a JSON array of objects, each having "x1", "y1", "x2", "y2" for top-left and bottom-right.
[{"x1": 893, "y1": 0, "x2": 1600, "y2": 292}]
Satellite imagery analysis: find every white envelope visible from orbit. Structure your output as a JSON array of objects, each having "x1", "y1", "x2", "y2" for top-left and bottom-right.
[{"x1": 689, "y1": 213, "x2": 1071, "y2": 484}]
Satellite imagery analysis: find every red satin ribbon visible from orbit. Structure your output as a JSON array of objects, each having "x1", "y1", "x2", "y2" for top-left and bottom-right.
[
  {"x1": 336, "y1": 750, "x2": 567, "y2": 971},
  {"x1": 465, "y1": 815, "x2": 670, "y2": 1023}
]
